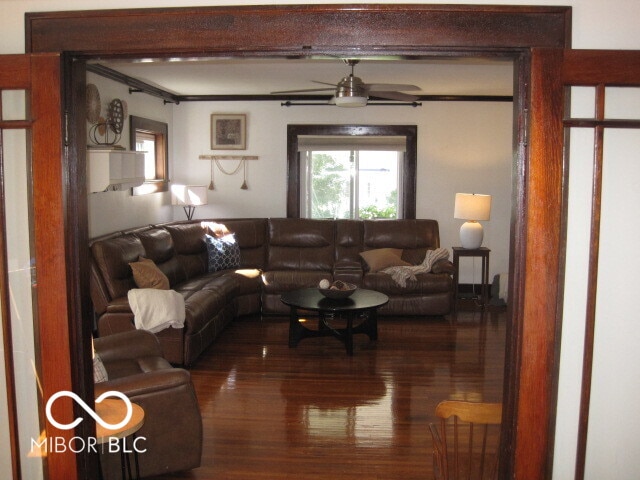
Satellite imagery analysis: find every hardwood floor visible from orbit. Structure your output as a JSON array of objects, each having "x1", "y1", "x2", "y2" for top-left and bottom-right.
[{"x1": 150, "y1": 307, "x2": 506, "y2": 479}]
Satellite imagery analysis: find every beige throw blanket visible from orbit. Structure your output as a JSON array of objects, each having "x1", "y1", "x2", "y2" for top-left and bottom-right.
[
  {"x1": 128, "y1": 288, "x2": 186, "y2": 333},
  {"x1": 381, "y1": 248, "x2": 450, "y2": 287}
]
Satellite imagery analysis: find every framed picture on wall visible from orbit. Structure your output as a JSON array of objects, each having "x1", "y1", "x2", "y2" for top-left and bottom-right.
[{"x1": 211, "y1": 113, "x2": 246, "y2": 150}]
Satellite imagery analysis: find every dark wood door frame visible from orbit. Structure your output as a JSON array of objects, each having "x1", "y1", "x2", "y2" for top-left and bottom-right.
[{"x1": 25, "y1": 5, "x2": 572, "y2": 479}]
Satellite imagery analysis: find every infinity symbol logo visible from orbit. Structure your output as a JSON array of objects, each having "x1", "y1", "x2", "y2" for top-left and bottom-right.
[{"x1": 46, "y1": 391, "x2": 133, "y2": 431}]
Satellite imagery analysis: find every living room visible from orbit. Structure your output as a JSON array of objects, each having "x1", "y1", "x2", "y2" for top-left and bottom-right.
[
  {"x1": 83, "y1": 56, "x2": 514, "y2": 478},
  {"x1": 86, "y1": 57, "x2": 514, "y2": 288}
]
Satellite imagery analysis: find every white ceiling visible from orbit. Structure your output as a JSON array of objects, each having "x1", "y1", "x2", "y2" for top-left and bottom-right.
[{"x1": 95, "y1": 57, "x2": 514, "y2": 97}]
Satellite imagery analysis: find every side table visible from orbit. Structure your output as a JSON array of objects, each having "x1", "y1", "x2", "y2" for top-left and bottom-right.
[
  {"x1": 452, "y1": 246, "x2": 490, "y2": 315},
  {"x1": 96, "y1": 398, "x2": 145, "y2": 480}
]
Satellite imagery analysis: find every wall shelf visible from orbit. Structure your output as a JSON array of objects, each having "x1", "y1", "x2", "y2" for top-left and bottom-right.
[{"x1": 199, "y1": 155, "x2": 258, "y2": 160}]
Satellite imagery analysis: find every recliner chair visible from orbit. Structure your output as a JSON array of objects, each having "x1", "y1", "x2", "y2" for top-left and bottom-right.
[{"x1": 93, "y1": 329, "x2": 202, "y2": 478}]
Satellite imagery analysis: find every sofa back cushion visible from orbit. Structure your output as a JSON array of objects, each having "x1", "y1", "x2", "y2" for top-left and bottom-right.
[
  {"x1": 363, "y1": 219, "x2": 441, "y2": 265},
  {"x1": 163, "y1": 223, "x2": 208, "y2": 281},
  {"x1": 267, "y1": 218, "x2": 335, "y2": 271},
  {"x1": 216, "y1": 219, "x2": 268, "y2": 269},
  {"x1": 91, "y1": 234, "x2": 146, "y2": 300},
  {"x1": 134, "y1": 228, "x2": 184, "y2": 286}
]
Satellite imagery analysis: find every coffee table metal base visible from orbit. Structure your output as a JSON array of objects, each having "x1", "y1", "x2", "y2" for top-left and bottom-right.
[
  {"x1": 288, "y1": 309, "x2": 378, "y2": 355},
  {"x1": 282, "y1": 288, "x2": 388, "y2": 355}
]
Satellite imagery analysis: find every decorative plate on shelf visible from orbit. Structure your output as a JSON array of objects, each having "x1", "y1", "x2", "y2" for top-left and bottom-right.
[
  {"x1": 86, "y1": 83, "x2": 101, "y2": 123},
  {"x1": 107, "y1": 98, "x2": 124, "y2": 134}
]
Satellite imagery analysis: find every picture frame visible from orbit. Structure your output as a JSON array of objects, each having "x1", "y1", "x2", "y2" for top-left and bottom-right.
[{"x1": 211, "y1": 113, "x2": 246, "y2": 150}]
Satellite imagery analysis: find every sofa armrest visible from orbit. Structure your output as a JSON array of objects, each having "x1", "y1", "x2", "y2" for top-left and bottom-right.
[
  {"x1": 97, "y1": 312, "x2": 136, "y2": 337},
  {"x1": 432, "y1": 259, "x2": 455, "y2": 275},
  {"x1": 104, "y1": 296, "x2": 133, "y2": 313},
  {"x1": 333, "y1": 260, "x2": 364, "y2": 284},
  {"x1": 94, "y1": 368, "x2": 192, "y2": 398},
  {"x1": 95, "y1": 330, "x2": 163, "y2": 362}
]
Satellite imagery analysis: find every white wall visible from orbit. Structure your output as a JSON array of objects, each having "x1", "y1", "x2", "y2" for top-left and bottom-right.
[
  {"x1": 2, "y1": 1, "x2": 640, "y2": 480},
  {"x1": 172, "y1": 99, "x2": 512, "y2": 282},
  {"x1": 86, "y1": 72, "x2": 174, "y2": 237}
]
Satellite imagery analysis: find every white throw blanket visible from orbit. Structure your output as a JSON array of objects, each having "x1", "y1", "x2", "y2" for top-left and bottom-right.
[
  {"x1": 381, "y1": 248, "x2": 450, "y2": 287},
  {"x1": 127, "y1": 288, "x2": 186, "y2": 333}
]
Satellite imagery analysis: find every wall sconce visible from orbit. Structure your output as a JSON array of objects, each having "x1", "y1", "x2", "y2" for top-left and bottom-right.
[
  {"x1": 171, "y1": 185, "x2": 208, "y2": 220},
  {"x1": 454, "y1": 193, "x2": 492, "y2": 249}
]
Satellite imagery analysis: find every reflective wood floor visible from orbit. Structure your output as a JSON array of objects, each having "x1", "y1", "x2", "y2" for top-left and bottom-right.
[{"x1": 150, "y1": 307, "x2": 506, "y2": 480}]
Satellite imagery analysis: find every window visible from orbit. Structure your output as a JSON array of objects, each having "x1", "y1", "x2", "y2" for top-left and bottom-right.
[
  {"x1": 299, "y1": 137, "x2": 405, "y2": 219},
  {"x1": 287, "y1": 125, "x2": 417, "y2": 218},
  {"x1": 129, "y1": 115, "x2": 169, "y2": 194}
]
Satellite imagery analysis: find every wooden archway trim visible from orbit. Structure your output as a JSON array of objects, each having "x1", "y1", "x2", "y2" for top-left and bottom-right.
[
  {"x1": 24, "y1": 5, "x2": 571, "y2": 479},
  {"x1": 26, "y1": 5, "x2": 570, "y2": 54}
]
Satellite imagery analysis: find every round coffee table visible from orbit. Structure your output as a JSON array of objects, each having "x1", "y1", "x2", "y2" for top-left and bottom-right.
[{"x1": 280, "y1": 288, "x2": 389, "y2": 355}]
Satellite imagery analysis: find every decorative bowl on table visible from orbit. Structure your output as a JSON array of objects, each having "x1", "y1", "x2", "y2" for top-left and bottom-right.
[{"x1": 318, "y1": 279, "x2": 358, "y2": 299}]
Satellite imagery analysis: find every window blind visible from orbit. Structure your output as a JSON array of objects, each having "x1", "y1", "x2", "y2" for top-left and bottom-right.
[{"x1": 297, "y1": 135, "x2": 407, "y2": 152}]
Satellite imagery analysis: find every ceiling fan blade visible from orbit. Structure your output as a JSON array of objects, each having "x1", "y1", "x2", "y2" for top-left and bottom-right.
[
  {"x1": 366, "y1": 83, "x2": 421, "y2": 92},
  {"x1": 312, "y1": 80, "x2": 339, "y2": 87},
  {"x1": 368, "y1": 91, "x2": 420, "y2": 102},
  {"x1": 270, "y1": 87, "x2": 336, "y2": 94}
]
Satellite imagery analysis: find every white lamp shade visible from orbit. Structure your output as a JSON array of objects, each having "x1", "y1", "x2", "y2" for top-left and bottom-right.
[
  {"x1": 454, "y1": 193, "x2": 492, "y2": 221},
  {"x1": 171, "y1": 185, "x2": 208, "y2": 206}
]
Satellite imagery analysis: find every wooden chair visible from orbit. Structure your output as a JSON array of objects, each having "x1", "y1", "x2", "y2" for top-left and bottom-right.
[{"x1": 429, "y1": 401, "x2": 502, "y2": 480}]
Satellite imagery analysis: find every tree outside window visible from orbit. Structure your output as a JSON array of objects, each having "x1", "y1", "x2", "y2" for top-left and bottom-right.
[{"x1": 306, "y1": 150, "x2": 400, "y2": 219}]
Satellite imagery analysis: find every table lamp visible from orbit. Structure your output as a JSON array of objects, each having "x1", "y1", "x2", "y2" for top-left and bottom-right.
[
  {"x1": 171, "y1": 184, "x2": 208, "y2": 220},
  {"x1": 454, "y1": 193, "x2": 492, "y2": 249}
]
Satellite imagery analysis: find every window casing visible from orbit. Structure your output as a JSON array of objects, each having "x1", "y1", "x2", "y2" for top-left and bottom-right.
[
  {"x1": 287, "y1": 125, "x2": 417, "y2": 218},
  {"x1": 130, "y1": 115, "x2": 169, "y2": 194}
]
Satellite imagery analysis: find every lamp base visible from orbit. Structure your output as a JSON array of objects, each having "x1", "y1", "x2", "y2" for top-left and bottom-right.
[
  {"x1": 459, "y1": 221, "x2": 484, "y2": 249},
  {"x1": 183, "y1": 205, "x2": 196, "y2": 221}
]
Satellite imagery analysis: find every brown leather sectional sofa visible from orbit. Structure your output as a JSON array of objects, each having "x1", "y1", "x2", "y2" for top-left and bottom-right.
[{"x1": 90, "y1": 218, "x2": 453, "y2": 366}]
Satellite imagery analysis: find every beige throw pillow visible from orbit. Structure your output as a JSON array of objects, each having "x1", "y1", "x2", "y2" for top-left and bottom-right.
[
  {"x1": 129, "y1": 257, "x2": 170, "y2": 290},
  {"x1": 360, "y1": 248, "x2": 411, "y2": 272}
]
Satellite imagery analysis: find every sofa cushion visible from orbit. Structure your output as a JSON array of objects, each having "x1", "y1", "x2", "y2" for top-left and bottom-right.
[
  {"x1": 134, "y1": 228, "x2": 187, "y2": 286},
  {"x1": 363, "y1": 271, "x2": 452, "y2": 295},
  {"x1": 363, "y1": 219, "x2": 440, "y2": 249},
  {"x1": 217, "y1": 219, "x2": 268, "y2": 269},
  {"x1": 129, "y1": 257, "x2": 170, "y2": 290},
  {"x1": 205, "y1": 234, "x2": 241, "y2": 272},
  {"x1": 267, "y1": 218, "x2": 335, "y2": 271},
  {"x1": 166, "y1": 223, "x2": 207, "y2": 254},
  {"x1": 261, "y1": 270, "x2": 330, "y2": 293},
  {"x1": 360, "y1": 248, "x2": 411, "y2": 272},
  {"x1": 91, "y1": 235, "x2": 146, "y2": 300},
  {"x1": 169, "y1": 273, "x2": 240, "y2": 335},
  {"x1": 135, "y1": 228, "x2": 175, "y2": 263}
]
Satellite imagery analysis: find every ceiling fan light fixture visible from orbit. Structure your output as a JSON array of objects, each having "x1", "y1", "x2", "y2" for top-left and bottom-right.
[
  {"x1": 334, "y1": 93, "x2": 368, "y2": 107},
  {"x1": 334, "y1": 74, "x2": 368, "y2": 107}
]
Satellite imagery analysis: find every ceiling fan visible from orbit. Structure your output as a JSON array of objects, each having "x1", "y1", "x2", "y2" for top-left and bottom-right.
[{"x1": 271, "y1": 59, "x2": 421, "y2": 107}]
